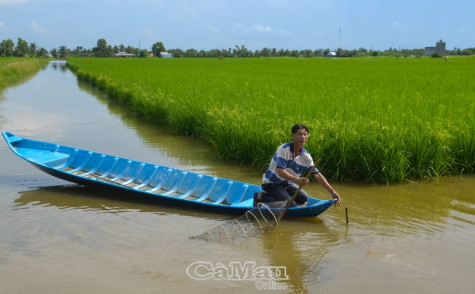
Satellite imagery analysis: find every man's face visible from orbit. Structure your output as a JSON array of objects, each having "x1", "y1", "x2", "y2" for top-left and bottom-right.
[{"x1": 292, "y1": 128, "x2": 309, "y2": 146}]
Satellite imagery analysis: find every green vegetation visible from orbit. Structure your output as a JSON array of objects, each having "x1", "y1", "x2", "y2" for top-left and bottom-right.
[
  {"x1": 0, "y1": 58, "x2": 49, "y2": 91},
  {"x1": 4, "y1": 36, "x2": 475, "y2": 58},
  {"x1": 67, "y1": 57, "x2": 475, "y2": 183}
]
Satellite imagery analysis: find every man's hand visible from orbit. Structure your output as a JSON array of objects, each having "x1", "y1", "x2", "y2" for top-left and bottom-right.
[
  {"x1": 294, "y1": 177, "x2": 310, "y2": 187},
  {"x1": 331, "y1": 191, "x2": 342, "y2": 207}
]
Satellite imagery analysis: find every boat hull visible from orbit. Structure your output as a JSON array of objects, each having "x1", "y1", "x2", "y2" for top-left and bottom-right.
[{"x1": 3, "y1": 132, "x2": 335, "y2": 217}]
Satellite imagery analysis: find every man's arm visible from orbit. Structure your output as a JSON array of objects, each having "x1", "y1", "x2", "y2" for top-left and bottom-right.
[
  {"x1": 313, "y1": 172, "x2": 342, "y2": 207},
  {"x1": 276, "y1": 168, "x2": 309, "y2": 186}
]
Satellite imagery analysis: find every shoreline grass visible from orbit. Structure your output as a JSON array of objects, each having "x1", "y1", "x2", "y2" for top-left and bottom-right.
[
  {"x1": 67, "y1": 57, "x2": 475, "y2": 183},
  {"x1": 0, "y1": 58, "x2": 50, "y2": 92}
]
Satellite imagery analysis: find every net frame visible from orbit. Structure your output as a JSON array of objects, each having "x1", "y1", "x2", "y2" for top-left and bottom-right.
[
  {"x1": 190, "y1": 201, "x2": 287, "y2": 241},
  {"x1": 191, "y1": 164, "x2": 316, "y2": 242}
]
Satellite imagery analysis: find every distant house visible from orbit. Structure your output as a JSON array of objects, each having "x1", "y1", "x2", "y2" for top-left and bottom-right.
[
  {"x1": 160, "y1": 52, "x2": 173, "y2": 58},
  {"x1": 115, "y1": 51, "x2": 134, "y2": 57},
  {"x1": 327, "y1": 51, "x2": 337, "y2": 58},
  {"x1": 425, "y1": 40, "x2": 446, "y2": 56}
]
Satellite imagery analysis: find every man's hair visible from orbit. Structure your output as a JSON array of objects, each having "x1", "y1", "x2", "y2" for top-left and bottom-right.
[{"x1": 291, "y1": 124, "x2": 309, "y2": 134}]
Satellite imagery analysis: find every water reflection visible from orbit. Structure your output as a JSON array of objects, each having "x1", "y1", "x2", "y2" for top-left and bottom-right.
[
  {"x1": 13, "y1": 184, "x2": 343, "y2": 293},
  {"x1": 14, "y1": 184, "x2": 233, "y2": 220},
  {"x1": 261, "y1": 224, "x2": 338, "y2": 293},
  {"x1": 50, "y1": 60, "x2": 68, "y2": 72},
  {"x1": 342, "y1": 176, "x2": 475, "y2": 236}
]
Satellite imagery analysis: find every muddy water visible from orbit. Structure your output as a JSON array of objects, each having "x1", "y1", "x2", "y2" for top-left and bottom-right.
[{"x1": 0, "y1": 61, "x2": 474, "y2": 294}]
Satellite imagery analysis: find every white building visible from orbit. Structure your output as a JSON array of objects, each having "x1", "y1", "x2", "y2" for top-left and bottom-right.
[
  {"x1": 160, "y1": 52, "x2": 173, "y2": 58},
  {"x1": 115, "y1": 52, "x2": 134, "y2": 57}
]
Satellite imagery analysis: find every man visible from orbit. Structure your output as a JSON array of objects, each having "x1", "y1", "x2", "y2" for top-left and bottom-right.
[{"x1": 255, "y1": 124, "x2": 342, "y2": 207}]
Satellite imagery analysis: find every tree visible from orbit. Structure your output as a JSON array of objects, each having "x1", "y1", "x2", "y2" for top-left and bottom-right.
[
  {"x1": 208, "y1": 49, "x2": 221, "y2": 57},
  {"x1": 93, "y1": 38, "x2": 113, "y2": 57},
  {"x1": 152, "y1": 42, "x2": 166, "y2": 57},
  {"x1": 71, "y1": 46, "x2": 88, "y2": 57},
  {"x1": 37, "y1": 47, "x2": 49, "y2": 58},
  {"x1": 137, "y1": 49, "x2": 148, "y2": 58},
  {"x1": 168, "y1": 48, "x2": 184, "y2": 57},
  {"x1": 58, "y1": 45, "x2": 70, "y2": 58},
  {"x1": 15, "y1": 38, "x2": 29, "y2": 57},
  {"x1": 125, "y1": 46, "x2": 135, "y2": 54},
  {"x1": 300, "y1": 49, "x2": 314, "y2": 57},
  {"x1": 0, "y1": 39, "x2": 15, "y2": 56},
  {"x1": 261, "y1": 47, "x2": 271, "y2": 57},
  {"x1": 29, "y1": 42, "x2": 37, "y2": 57},
  {"x1": 233, "y1": 45, "x2": 250, "y2": 57},
  {"x1": 185, "y1": 48, "x2": 198, "y2": 57},
  {"x1": 314, "y1": 49, "x2": 324, "y2": 57},
  {"x1": 336, "y1": 48, "x2": 342, "y2": 57},
  {"x1": 50, "y1": 48, "x2": 58, "y2": 58}
]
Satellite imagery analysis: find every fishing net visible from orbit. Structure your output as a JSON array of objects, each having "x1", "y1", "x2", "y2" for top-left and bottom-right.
[
  {"x1": 191, "y1": 164, "x2": 315, "y2": 242},
  {"x1": 190, "y1": 200, "x2": 288, "y2": 241}
]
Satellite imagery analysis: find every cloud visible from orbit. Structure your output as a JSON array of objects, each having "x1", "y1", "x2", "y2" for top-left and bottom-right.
[
  {"x1": 393, "y1": 21, "x2": 403, "y2": 28},
  {"x1": 233, "y1": 23, "x2": 292, "y2": 36},
  {"x1": 139, "y1": 27, "x2": 159, "y2": 40},
  {"x1": 0, "y1": 0, "x2": 29, "y2": 4},
  {"x1": 0, "y1": 21, "x2": 4, "y2": 29},
  {"x1": 266, "y1": 0, "x2": 286, "y2": 6},
  {"x1": 251, "y1": 24, "x2": 291, "y2": 35},
  {"x1": 32, "y1": 21, "x2": 46, "y2": 35},
  {"x1": 202, "y1": 25, "x2": 221, "y2": 34}
]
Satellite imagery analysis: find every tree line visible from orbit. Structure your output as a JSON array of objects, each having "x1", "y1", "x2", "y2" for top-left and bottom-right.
[{"x1": 2, "y1": 37, "x2": 475, "y2": 58}]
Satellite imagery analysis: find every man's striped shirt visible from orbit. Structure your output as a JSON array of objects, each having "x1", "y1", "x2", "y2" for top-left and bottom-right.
[{"x1": 262, "y1": 142, "x2": 319, "y2": 186}]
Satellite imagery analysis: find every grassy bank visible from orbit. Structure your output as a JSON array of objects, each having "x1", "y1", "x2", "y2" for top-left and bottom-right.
[
  {"x1": 67, "y1": 57, "x2": 475, "y2": 183},
  {"x1": 0, "y1": 58, "x2": 50, "y2": 92}
]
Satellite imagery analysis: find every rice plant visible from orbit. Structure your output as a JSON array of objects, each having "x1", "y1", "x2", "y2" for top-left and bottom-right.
[
  {"x1": 0, "y1": 57, "x2": 49, "y2": 91},
  {"x1": 66, "y1": 57, "x2": 475, "y2": 183}
]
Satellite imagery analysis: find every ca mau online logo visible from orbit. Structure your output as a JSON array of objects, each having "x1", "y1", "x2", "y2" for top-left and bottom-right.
[{"x1": 186, "y1": 261, "x2": 289, "y2": 281}]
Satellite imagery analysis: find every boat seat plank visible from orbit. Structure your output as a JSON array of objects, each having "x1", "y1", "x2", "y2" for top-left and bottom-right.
[
  {"x1": 206, "y1": 178, "x2": 236, "y2": 203},
  {"x1": 16, "y1": 148, "x2": 70, "y2": 166},
  {"x1": 210, "y1": 181, "x2": 234, "y2": 204},
  {"x1": 224, "y1": 184, "x2": 249, "y2": 205},
  {"x1": 163, "y1": 172, "x2": 188, "y2": 196},
  {"x1": 194, "y1": 177, "x2": 218, "y2": 202},
  {"x1": 134, "y1": 165, "x2": 159, "y2": 190},
  {"x1": 147, "y1": 168, "x2": 173, "y2": 192},
  {"x1": 122, "y1": 163, "x2": 145, "y2": 185},
  {"x1": 177, "y1": 175, "x2": 203, "y2": 199},
  {"x1": 57, "y1": 149, "x2": 79, "y2": 170}
]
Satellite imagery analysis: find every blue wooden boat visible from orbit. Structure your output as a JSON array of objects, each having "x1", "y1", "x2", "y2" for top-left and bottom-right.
[{"x1": 2, "y1": 132, "x2": 335, "y2": 217}]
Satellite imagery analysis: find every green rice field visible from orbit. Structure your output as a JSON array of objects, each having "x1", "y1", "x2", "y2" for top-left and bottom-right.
[
  {"x1": 0, "y1": 58, "x2": 49, "y2": 91},
  {"x1": 66, "y1": 57, "x2": 475, "y2": 183}
]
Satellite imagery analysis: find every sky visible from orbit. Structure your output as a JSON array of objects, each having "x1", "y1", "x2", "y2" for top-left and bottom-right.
[{"x1": 1, "y1": 0, "x2": 474, "y2": 51}]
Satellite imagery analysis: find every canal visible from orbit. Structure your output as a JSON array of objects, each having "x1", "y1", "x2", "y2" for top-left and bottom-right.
[{"x1": 0, "y1": 61, "x2": 474, "y2": 293}]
